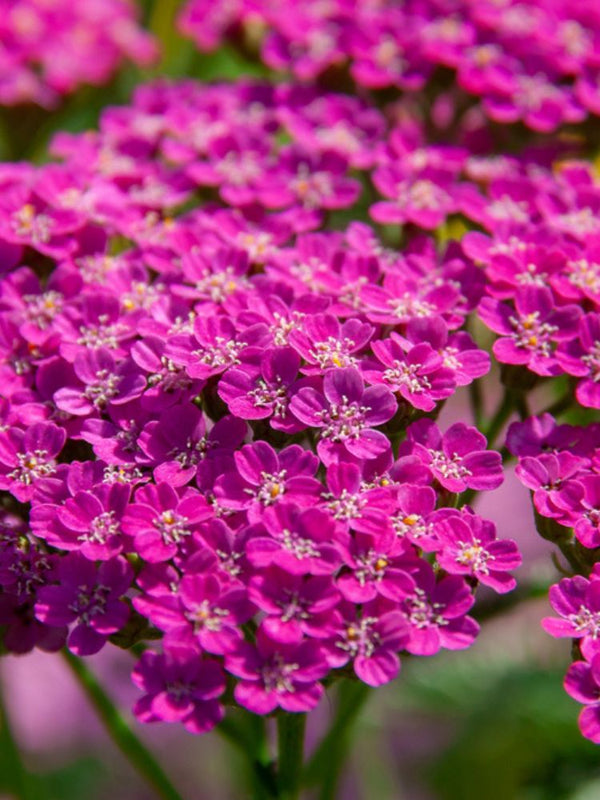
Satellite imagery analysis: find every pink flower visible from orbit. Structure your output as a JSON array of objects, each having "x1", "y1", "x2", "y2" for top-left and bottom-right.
[
  {"x1": 289, "y1": 367, "x2": 397, "y2": 463},
  {"x1": 226, "y1": 629, "x2": 329, "y2": 714}
]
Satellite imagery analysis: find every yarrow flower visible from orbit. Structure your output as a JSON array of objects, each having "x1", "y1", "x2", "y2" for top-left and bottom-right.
[{"x1": 0, "y1": 24, "x2": 551, "y2": 751}]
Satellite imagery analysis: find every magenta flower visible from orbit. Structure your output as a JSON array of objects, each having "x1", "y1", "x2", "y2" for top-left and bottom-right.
[
  {"x1": 50, "y1": 482, "x2": 131, "y2": 560},
  {"x1": 564, "y1": 656, "x2": 600, "y2": 744},
  {"x1": 0, "y1": 422, "x2": 66, "y2": 502},
  {"x1": 53, "y1": 291, "x2": 136, "y2": 363},
  {"x1": 53, "y1": 347, "x2": 146, "y2": 415},
  {"x1": 289, "y1": 367, "x2": 397, "y2": 463},
  {"x1": 246, "y1": 504, "x2": 341, "y2": 576},
  {"x1": 132, "y1": 648, "x2": 225, "y2": 735},
  {"x1": 226, "y1": 628, "x2": 329, "y2": 714},
  {"x1": 288, "y1": 314, "x2": 373, "y2": 374},
  {"x1": 130, "y1": 336, "x2": 196, "y2": 412},
  {"x1": 214, "y1": 441, "x2": 321, "y2": 522},
  {"x1": 483, "y1": 74, "x2": 584, "y2": 133},
  {"x1": 478, "y1": 286, "x2": 581, "y2": 376},
  {"x1": 515, "y1": 452, "x2": 586, "y2": 522},
  {"x1": 436, "y1": 511, "x2": 522, "y2": 593},
  {"x1": 35, "y1": 553, "x2": 133, "y2": 656},
  {"x1": 390, "y1": 484, "x2": 442, "y2": 552},
  {"x1": 218, "y1": 348, "x2": 307, "y2": 432},
  {"x1": 371, "y1": 167, "x2": 467, "y2": 230},
  {"x1": 195, "y1": 518, "x2": 253, "y2": 584},
  {"x1": 400, "y1": 316, "x2": 490, "y2": 387},
  {"x1": 360, "y1": 270, "x2": 462, "y2": 327},
  {"x1": 166, "y1": 315, "x2": 268, "y2": 380},
  {"x1": 249, "y1": 568, "x2": 341, "y2": 644},
  {"x1": 398, "y1": 562, "x2": 479, "y2": 656},
  {"x1": 122, "y1": 483, "x2": 212, "y2": 563},
  {"x1": 336, "y1": 530, "x2": 413, "y2": 603},
  {"x1": 257, "y1": 148, "x2": 361, "y2": 216},
  {"x1": 406, "y1": 419, "x2": 503, "y2": 493},
  {"x1": 363, "y1": 336, "x2": 455, "y2": 412},
  {"x1": 349, "y1": 26, "x2": 430, "y2": 91},
  {"x1": 320, "y1": 460, "x2": 396, "y2": 533},
  {"x1": 543, "y1": 572, "x2": 600, "y2": 660},
  {"x1": 556, "y1": 314, "x2": 600, "y2": 408},
  {"x1": 325, "y1": 600, "x2": 409, "y2": 687},
  {"x1": 138, "y1": 572, "x2": 253, "y2": 656},
  {"x1": 552, "y1": 476, "x2": 600, "y2": 548}
]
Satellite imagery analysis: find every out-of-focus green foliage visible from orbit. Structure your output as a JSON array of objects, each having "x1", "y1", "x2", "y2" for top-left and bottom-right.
[{"x1": 342, "y1": 647, "x2": 600, "y2": 800}]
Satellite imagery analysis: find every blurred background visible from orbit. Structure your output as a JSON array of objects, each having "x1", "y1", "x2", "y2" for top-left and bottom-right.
[{"x1": 1, "y1": 1, "x2": 599, "y2": 797}]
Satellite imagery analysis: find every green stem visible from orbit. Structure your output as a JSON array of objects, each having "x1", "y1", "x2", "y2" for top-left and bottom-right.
[
  {"x1": 468, "y1": 378, "x2": 484, "y2": 429},
  {"x1": 303, "y1": 680, "x2": 371, "y2": 800},
  {"x1": 62, "y1": 650, "x2": 185, "y2": 800},
  {"x1": 0, "y1": 673, "x2": 35, "y2": 800},
  {"x1": 482, "y1": 392, "x2": 515, "y2": 448},
  {"x1": 217, "y1": 712, "x2": 277, "y2": 799},
  {"x1": 277, "y1": 713, "x2": 306, "y2": 800}
]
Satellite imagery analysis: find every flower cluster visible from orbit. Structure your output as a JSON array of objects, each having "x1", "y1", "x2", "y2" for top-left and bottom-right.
[
  {"x1": 509, "y1": 414, "x2": 600, "y2": 742},
  {"x1": 0, "y1": 0, "x2": 157, "y2": 107},
  {"x1": 471, "y1": 162, "x2": 600, "y2": 400},
  {"x1": 509, "y1": 414, "x2": 600, "y2": 550},
  {"x1": 543, "y1": 565, "x2": 600, "y2": 744},
  {"x1": 179, "y1": 0, "x2": 600, "y2": 131},
  {"x1": 0, "y1": 70, "x2": 529, "y2": 733}
]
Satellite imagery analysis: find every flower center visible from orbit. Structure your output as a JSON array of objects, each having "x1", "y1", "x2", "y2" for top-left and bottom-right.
[
  {"x1": 319, "y1": 398, "x2": 368, "y2": 442},
  {"x1": 152, "y1": 510, "x2": 191, "y2": 544},
  {"x1": 8, "y1": 450, "x2": 54, "y2": 484},
  {"x1": 279, "y1": 528, "x2": 320, "y2": 560},
  {"x1": 261, "y1": 654, "x2": 299, "y2": 694},
  {"x1": 84, "y1": 369, "x2": 122, "y2": 408}
]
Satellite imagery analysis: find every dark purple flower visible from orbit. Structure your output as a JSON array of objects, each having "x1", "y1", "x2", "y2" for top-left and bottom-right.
[
  {"x1": 138, "y1": 405, "x2": 246, "y2": 486},
  {"x1": 226, "y1": 628, "x2": 329, "y2": 714},
  {"x1": 35, "y1": 553, "x2": 133, "y2": 656},
  {"x1": 132, "y1": 648, "x2": 225, "y2": 734}
]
